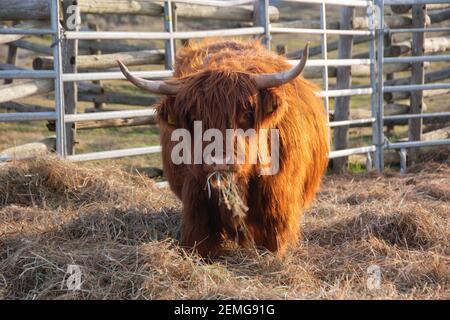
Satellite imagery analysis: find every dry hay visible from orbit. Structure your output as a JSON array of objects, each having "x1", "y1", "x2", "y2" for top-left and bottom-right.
[{"x1": 0, "y1": 155, "x2": 448, "y2": 299}]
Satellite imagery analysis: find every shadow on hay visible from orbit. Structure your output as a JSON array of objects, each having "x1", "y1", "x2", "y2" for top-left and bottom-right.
[
  {"x1": 0, "y1": 156, "x2": 448, "y2": 299},
  {"x1": 303, "y1": 210, "x2": 448, "y2": 250},
  {"x1": 54, "y1": 205, "x2": 182, "y2": 244}
]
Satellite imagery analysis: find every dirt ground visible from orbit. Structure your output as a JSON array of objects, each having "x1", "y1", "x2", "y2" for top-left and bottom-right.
[{"x1": 0, "y1": 154, "x2": 448, "y2": 300}]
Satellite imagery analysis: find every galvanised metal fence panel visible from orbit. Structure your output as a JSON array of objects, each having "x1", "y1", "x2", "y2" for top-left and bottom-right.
[
  {"x1": 279, "y1": 0, "x2": 378, "y2": 165},
  {"x1": 0, "y1": 0, "x2": 66, "y2": 156},
  {"x1": 375, "y1": 0, "x2": 450, "y2": 172},
  {"x1": 0, "y1": 0, "x2": 449, "y2": 172}
]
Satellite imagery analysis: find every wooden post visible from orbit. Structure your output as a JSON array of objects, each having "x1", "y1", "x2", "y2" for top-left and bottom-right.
[
  {"x1": 409, "y1": 4, "x2": 427, "y2": 164},
  {"x1": 253, "y1": 0, "x2": 270, "y2": 49},
  {"x1": 164, "y1": 1, "x2": 174, "y2": 70},
  {"x1": 332, "y1": 7, "x2": 354, "y2": 173},
  {"x1": 62, "y1": 0, "x2": 80, "y2": 155},
  {"x1": 88, "y1": 23, "x2": 105, "y2": 110},
  {"x1": 4, "y1": 44, "x2": 18, "y2": 84},
  {"x1": 384, "y1": 33, "x2": 394, "y2": 80},
  {"x1": 384, "y1": 32, "x2": 395, "y2": 134},
  {"x1": 276, "y1": 44, "x2": 286, "y2": 55},
  {"x1": 172, "y1": 3, "x2": 181, "y2": 52}
]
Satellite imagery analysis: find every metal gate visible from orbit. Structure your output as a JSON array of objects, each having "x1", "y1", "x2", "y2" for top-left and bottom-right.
[{"x1": 0, "y1": 0, "x2": 449, "y2": 172}]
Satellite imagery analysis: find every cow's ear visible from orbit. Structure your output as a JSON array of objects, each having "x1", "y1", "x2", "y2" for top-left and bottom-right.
[
  {"x1": 158, "y1": 101, "x2": 177, "y2": 127},
  {"x1": 259, "y1": 89, "x2": 280, "y2": 116}
]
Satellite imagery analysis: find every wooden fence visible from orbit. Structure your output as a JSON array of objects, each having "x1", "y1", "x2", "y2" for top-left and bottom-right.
[{"x1": 0, "y1": 0, "x2": 449, "y2": 173}]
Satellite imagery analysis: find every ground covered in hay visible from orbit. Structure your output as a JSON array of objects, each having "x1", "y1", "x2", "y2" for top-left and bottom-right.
[{"x1": 0, "y1": 156, "x2": 448, "y2": 299}]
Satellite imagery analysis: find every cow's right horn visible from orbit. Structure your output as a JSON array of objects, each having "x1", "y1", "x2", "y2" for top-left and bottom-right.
[
  {"x1": 117, "y1": 60, "x2": 180, "y2": 95},
  {"x1": 253, "y1": 43, "x2": 309, "y2": 89}
]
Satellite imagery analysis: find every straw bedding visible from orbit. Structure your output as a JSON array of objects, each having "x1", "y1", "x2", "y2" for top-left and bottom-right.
[{"x1": 0, "y1": 155, "x2": 448, "y2": 299}]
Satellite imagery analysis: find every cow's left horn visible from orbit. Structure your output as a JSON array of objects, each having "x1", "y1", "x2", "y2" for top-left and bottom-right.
[
  {"x1": 253, "y1": 43, "x2": 309, "y2": 89},
  {"x1": 117, "y1": 60, "x2": 180, "y2": 95}
]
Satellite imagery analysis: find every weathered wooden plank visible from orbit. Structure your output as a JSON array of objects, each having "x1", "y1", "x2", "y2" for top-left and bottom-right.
[
  {"x1": 353, "y1": 14, "x2": 430, "y2": 29},
  {"x1": 4, "y1": 45, "x2": 18, "y2": 85},
  {"x1": 10, "y1": 39, "x2": 53, "y2": 55},
  {"x1": 0, "y1": 79, "x2": 54, "y2": 104},
  {"x1": 409, "y1": 4, "x2": 426, "y2": 164},
  {"x1": 62, "y1": 0, "x2": 79, "y2": 155},
  {"x1": 428, "y1": 8, "x2": 450, "y2": 23},
  {"x1": 0, "y1": 0, "x2": 279, "y2": 22},
  {"x1": 0, "y1": 1, "x2": 51, "y2": 20},
  {"x1": 391, "y1": 3, "x2": 450, "y2": 14},
  {"x1": 0, "y1": 101, "x2": 53, "y2": 112},
  {"x1": 395, "y1": 37, "x2": 450, "y2": 55},
  {"x1": 0, "y1": 21, "x2": 49, "y2": 44},
  {"x1": 332, "y1": 7, "x2": 354, "y2": 173},
  {"x1": 33, "y1": 50, "x2": 165, "y2": 70},
  {"x1": 78, "y1": 92, "x2": 158, "y2": 106},
  {"x1": 79, "y1": 40, "x2": 152, "y2": 54},
  {"x1": 287, "y1": 35, "x2": 371, "y2": 59}
]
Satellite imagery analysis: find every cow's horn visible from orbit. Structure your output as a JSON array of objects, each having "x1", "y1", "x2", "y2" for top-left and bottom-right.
[
  {"x1": 117, "y1": 60, "x2": 180, "y2": 95},
  {"x1": 253, "y1": 43, "x2": 309, "y2": 89}
]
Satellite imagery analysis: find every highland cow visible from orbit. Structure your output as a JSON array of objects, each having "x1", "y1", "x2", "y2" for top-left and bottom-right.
[{"x1": 118, "y1": 39, "x2": 329, "y2": 257}]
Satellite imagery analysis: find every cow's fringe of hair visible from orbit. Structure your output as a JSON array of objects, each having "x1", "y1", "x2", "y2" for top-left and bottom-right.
[{"x1": 205, "y1": 171, "x2": 250, "y2": 244}]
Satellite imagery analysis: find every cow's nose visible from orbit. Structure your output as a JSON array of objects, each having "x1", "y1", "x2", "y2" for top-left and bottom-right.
[
  {"x1": 213, "y1": 154, "x2": 233, "y2": 165},
  {"x1": 206, "y1": 154, "x2": 233, "y2": 166},
  {"x1": 205, "y1": 154, "x2": 238, "y2": 173}
]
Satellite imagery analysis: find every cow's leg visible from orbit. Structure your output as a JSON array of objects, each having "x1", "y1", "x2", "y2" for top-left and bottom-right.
[
  {"x1": 247, "y1": 210, "x2": 300, "y2": 256},
  {"x1": 246, "y1": 178, "x2": 302, "y2": 256},
  {"x1": 180, "y1": 179, "x2": 222, "y2": 258}
]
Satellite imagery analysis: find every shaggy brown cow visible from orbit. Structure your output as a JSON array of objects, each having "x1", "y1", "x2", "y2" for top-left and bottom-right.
[{"x1": 118, "y1": 39, "x2": 329, "y2": 257}]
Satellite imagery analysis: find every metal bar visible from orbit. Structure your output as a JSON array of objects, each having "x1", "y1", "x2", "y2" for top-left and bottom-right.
[
  {"x1": 164, "y1": 0, "x2": 175, "y2": 70},
  {"x1": 289, "y1": 59, "x2": 372, "y2": 67},
  {"x1": 383, "y1": 83, "x2": 450, "y2": 92},
  {"x1": 399, "y1": 148, "x2": 407, "y2": 174},
  {"x1": 0, "y1": 70, "x2": 55, "y2": 79},
  {"x1": 328, "y1": 118, "x2": 376, "y2": 127},
  {"x1": 329, "y1": 146, "x2": 377, "y2": 159},
  {"x1": 368, "y1": 0, "x2": 378, "y2": 172},
  {"x1": 281, "y1": 0, "x2": 371, "y2": 7},
  {"x1": 62, "y1": 70, "x2": 173, "y2": 82},
  {"x1": 0, "y1": 28, "x2": 54, "y2": 35},
  {"x1": 317, "y1": 87, "x2": 373, "y2": 97},
  {"x1": 0, "y1": 112, "x2": 56, "y2": 122},
  {"x1": 64, "y1": 27, "x2": 265, "y2": 40},
  {"x1": 386, "y1": 139, "x2": 450, "y2": 149},
  {"x1": 320, "y1": 2, "x2": 329, "y2": 120},
  {"x1": 263, "y1": 0, "x2": 271, "y2": 49},
  {"x1": 385, "y1": 27, "x2": 450, "y2": 33},
  {"x1": 270, "y1": 27, "x2": 372, "y2": 36},
  {"x1": 384, "y1": 55, "x2": 450, "y2": 63},
  {"x1": 169, "y1": 0, "x2": 254, "y2": 6},
  {"x1": 384, "y1": 111, "x2": 450, "y2": 120},
  {"x1": 68, "y1": 146, "x2": 162, "y2": 161},
  {"x1": 51, "y1": 0, "x2": 66, "y2": 157},
  {"x1": 65, "y1": 109, "x2": 156, "y2": 123},
  {"x1": 384, "y1": 0, "x2": 449, "y2": 5},
  {"x1": 375, "y1": 0, "x2": 385, "y2": 171}
]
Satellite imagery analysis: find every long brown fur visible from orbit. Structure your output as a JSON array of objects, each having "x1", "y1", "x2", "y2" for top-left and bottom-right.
[{"x1": 156, "y1": 39, "x2": 329, "y2": 257}]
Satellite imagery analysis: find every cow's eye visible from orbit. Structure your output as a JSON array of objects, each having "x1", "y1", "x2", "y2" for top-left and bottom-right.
[
  {"x1": 239, "y1": 109, "x2": 254, "y2": 128},
  {"x1": 247, "y1": 109, "x2": 254, "y2": 123},
  {"x1": 185, "y1": 113, "x2": 195, "y2": 129}
]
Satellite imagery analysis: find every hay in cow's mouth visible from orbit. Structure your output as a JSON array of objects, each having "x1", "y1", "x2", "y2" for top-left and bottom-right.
[{"x1": 205, "y1": 171, "x2": 249, "y2": 221}]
